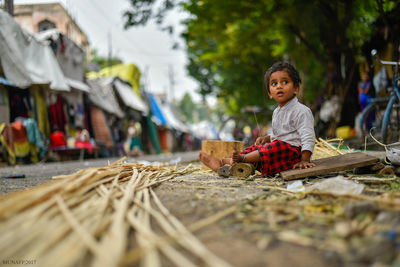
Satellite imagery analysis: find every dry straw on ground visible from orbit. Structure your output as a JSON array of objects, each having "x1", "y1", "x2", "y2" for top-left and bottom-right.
[
  {"x1": 0, "y1": 157, "x2": 231, "y2": 267},
  {"x1": 312, "y1": 138, "x2": 346, "y2": 160}
]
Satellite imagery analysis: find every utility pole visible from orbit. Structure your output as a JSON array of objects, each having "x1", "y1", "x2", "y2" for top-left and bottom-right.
[
  {"x1": 4, "y1": 0, "x2": 13, "y2": 16},
  {"x1": 108, "y1": 31, "x2": 112, "y2": 75},
  {"x1": 143, "y1": 65, "x2": 150, "y2": 92},
  {"x1": 168, "y1": 65, "x2": 175, "y2": 103}
]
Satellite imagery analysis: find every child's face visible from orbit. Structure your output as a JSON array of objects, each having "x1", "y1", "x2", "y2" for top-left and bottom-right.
[{"x1": 268, "y1": 70, "x2": 299, "y2": 107}]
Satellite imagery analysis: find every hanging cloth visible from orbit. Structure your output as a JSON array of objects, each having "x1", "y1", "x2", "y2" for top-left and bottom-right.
[
  {"x1": 11, "y1": 120, "x2": 29, "y2": 157},
  {"x1": 34, "y1": 86, "x2": 50, "y2": 137},
  {"x1": 49, "y1": 94, "x2": 67, "y2": 133}
]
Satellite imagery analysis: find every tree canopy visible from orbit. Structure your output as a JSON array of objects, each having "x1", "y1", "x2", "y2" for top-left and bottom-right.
[
  {"x1": 87, "y1": 48, "x2": 123, "y2": 71},
  {"x1": 124, "y1": 0, "x2": 399, "y2": 129}
]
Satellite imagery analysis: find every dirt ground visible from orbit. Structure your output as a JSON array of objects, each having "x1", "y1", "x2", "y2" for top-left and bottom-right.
[
  {"x1": 155, "y1": 168, "x2": 338, "y2": 267},
  {"x1": 154, "y1": 161, "x2": 400, "y2": 267},
  {"x1": 0, "y1": 151, "x2": 399, "y2": 266}
]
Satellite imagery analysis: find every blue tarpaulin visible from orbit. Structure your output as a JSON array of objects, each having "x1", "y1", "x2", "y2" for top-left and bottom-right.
[
  {"x1": 149, "y1": 94, "x2": 166, "y2": 125},
  {"x1": 0, "y1": 77, "x2": 12, "y2": 86}
]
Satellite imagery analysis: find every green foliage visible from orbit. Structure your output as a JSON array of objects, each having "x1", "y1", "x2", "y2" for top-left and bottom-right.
[
  {"x1": 389, "y1": 182, "x2": 400, "y2": 191},
  {"x1": 177, "y1": 92, "x2": 211, "y2": 123},
  {"x1": 178, "y1": 92, "x2": 196, "y2": 122},
  {"x1": 182, "y1": 1, "x2": 277, "y2": 118},
  {"x1": 196, "y1": 104, "x2": 210, "y2": 122},
  {"x1": 88, "y1": 49, "x2": 123, "y2": 70},
  {"x1": 124, "y1": 0, "x2": 398, "y2": 125}
]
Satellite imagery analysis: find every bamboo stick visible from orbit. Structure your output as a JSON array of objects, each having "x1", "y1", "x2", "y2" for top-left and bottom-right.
[
  {"x1": 55, "y1": 195, "x2": 101, "y2": 256},
  {"x1": 125, "y1": 211, "x2": 197, "y2": 267},
  {"x1": 307, "y1": 191, "x2": 400, "y2": 209},
  {"x1": 92, "y1": 169, "x2": 140, "y2": 267},
  {"x1": 150, "y1": 189, "x2": 232, "y2": 267},
  {"x1": 0, "y1": 162, "x2": 218, "y2": 267}
]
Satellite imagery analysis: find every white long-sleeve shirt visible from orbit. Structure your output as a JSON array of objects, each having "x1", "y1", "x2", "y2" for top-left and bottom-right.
[{"x1": 268, "y1": 97, "x2": 315, "y2": 153}]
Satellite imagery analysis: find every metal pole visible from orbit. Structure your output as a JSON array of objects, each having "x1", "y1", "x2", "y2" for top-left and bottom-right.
[
  {"x1": 108, "y1": 31, "x2": 112, "y2": 73},
  {"x1": 4, "y1": 0, "x2": 13, "y2": 16},
  {"x1": 168, "y1": 65, "x2": 175, "y2": 103}
]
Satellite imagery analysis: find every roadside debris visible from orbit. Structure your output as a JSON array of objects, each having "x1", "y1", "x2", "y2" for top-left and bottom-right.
[
  {"x1": 0, "y1": 137, "x2": 399, "y2": 266},
  {"x1": 212, "y1": 138, "x2": 400, "y2": 265},
  {"x1": 287, "y1": 180, "x2": 305, "y2": 192},
  {"x1": 1, "y1": 173, "x2": 25, "y2": 178},
  {"x1": 231, "y1": 172, "x2": 400, "y2": 266},
  {"x1": 306, "y1": 176, "x2": 365, "y2": 195},
  {"x1": 217, "y1": 163, "x2": 255, "y2": 178},
  {"x1": 0, "y1": 159, "x2": 231, "y2": 267},
  {"x1": 281, "y1": 152, "x2": 380, "y2": 180}
]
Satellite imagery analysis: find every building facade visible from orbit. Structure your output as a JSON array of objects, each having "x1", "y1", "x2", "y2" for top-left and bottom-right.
[{"x1": 13, "y1": 2, "x2": 89, "y2": 53}]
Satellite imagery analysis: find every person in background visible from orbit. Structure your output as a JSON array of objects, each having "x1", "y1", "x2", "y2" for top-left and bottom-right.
[
  {"x1": 184, "y1": 133, "x2": 193, "y2": 151},
  {"x1": 358, "y1": 71, "x2": 375, "y2": 129},
  {"x1": 127, "y1": 120, "x2": 143, "y2": 157},
  {"x1": 112, "y1": 122, "x2": 126, "y2": 157},
  {"x1": 50, "y1": 125, "x2": 66, "y2": 149},
  {"x1": 358, "y1": 71, "x2": 373, "y2": 111},
  {"x1": 75, "y1": 125, "x2": 93, "y2": 153}
]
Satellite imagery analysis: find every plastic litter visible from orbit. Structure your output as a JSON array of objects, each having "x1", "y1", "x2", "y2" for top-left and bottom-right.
[
  {"x1": 369, "y1": 128, "x2": 400, "y2": 165},
  {"x1": 287, "y1": 180, "x2": 305, "y2": 192},
  {"x1": 306, "y1": 176, "x2": 365, "y2": 195},
  {"x1": 169, "y1": 157, "x2": 182, "y2": 164},
  {"x1": 384, "y1": 142, "x2": 400, "y2": 165},
  {"x1": 1, "y1": 174, "x2": 25, "y2": 179},
  {"x1": 136, "y1": 160, "x2": 152, "y2": 166}
]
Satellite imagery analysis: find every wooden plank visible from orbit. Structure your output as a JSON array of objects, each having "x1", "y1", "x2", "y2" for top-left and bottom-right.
[
  {"x1": 201, "y1": 140, "x2": 244, "y2": 170},
  {"x1": 280, "y1": 152, "x2": 380, "y2": 180}
]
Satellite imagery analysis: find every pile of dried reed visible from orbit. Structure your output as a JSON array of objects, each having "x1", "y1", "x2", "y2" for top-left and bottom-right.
[
  {"x1": 312, "y1": 138, "x2": 347, "y2": 160},
  {"x1": 0, "y1": 158, "x2": 231, "y2": 267}
]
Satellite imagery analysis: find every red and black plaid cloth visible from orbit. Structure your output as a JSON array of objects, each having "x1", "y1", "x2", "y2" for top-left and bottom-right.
[{"x1": 240, "y1": 139, "x2": 301, "y2": 177}]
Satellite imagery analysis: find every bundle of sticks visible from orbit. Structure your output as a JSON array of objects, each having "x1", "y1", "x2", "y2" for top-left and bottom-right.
[
  {"x1": 312, "y1": 138, "x2": 346, "y2": 160},
  {"x1": 0, "y1": 158, "x2": 231, "y2": 267}
]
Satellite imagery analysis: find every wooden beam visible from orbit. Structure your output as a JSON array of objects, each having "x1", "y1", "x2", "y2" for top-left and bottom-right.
[
  {"x1": 201, "y1": 140, "x2": 244, "y2": 169},
  {"x1": 280, "y1": 152, "x2": 380, "y2": 180}
]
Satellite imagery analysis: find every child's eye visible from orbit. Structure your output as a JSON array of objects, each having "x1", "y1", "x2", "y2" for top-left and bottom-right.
[
  {"x1": 283, "y1": 80, "x2": 288, "y2": 85},
  {"x1": 271, "y1": 82, "x2": 277, "y2": 86}
]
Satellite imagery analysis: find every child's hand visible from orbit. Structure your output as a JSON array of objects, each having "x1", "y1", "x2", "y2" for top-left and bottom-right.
[
  {"x1": 254, "y1": 136, "x2": 269, "y2": 145},
  {"x1": 232, "y1": 151, "x2": 244, "y2": 163},
  {"x1": 293, "y1": 161, "x2": 315, "y2": 169}
]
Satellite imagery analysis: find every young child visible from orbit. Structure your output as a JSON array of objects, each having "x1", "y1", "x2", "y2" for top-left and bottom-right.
[{"x1": 199, "y1": 61, "x2": 316, "y2": 176}]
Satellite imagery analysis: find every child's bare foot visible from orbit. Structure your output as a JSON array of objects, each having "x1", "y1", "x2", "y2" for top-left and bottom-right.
[{"x1": 199, "y1": 152, "x2": 223, "y2": 171}]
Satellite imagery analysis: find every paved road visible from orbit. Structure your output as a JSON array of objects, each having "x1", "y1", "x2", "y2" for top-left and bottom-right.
[
  {"x1": 0, "y1": 150, "x2": 386, "y2": 195},
  {"x1": 0, "y1": 151, "x2": 199, "y2": 195}
]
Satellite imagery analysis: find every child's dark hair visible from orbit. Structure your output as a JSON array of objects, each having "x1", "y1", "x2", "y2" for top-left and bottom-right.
[{"x1": 264, "y1": 61, "x2": 301, "y2": 94}]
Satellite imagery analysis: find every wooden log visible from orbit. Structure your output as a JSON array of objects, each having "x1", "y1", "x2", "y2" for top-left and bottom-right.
[
  {"x1": 230, "y1": 163, "x2": 255, "y2": 178},
  {"x1": 217, "y1": 165, "x2": 231, "y2": 177},
  {"x1": 201, "y1": 140, "x2": 244, "y2": 169}
]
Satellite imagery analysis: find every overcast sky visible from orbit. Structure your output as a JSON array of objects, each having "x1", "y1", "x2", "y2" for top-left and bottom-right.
[{"x1": 13, "y1": 0, "x2": 211, "y2": 104}]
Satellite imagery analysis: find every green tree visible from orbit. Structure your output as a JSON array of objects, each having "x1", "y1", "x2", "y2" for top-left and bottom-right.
[
  {"x1": 87, "y1": 49, "x2": 123, "y2": 71},
  {"x1": 178, "y1": 92, "x2": 196, "y2": 122},
  {"x1": 124, "y1": 0, "x2": 398, "y2": 128},
  {"x1": 178, "y1": 92, "x2": 214, "y2": 123}
]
